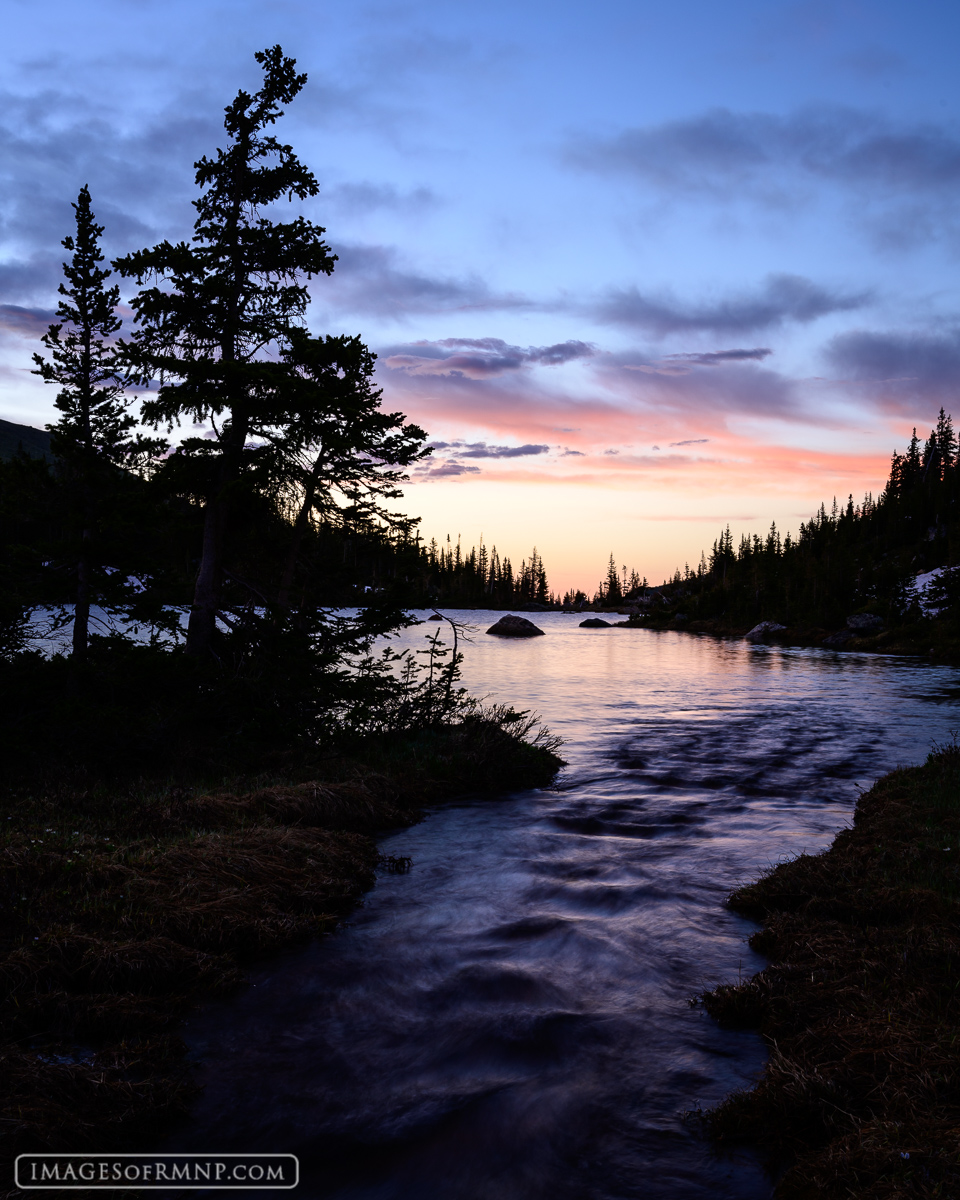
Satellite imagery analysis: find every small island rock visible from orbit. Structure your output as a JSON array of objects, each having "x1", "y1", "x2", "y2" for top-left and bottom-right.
[
  {"x1": 745, "y1": 621, "x2": 787, "y2": 642},
  {"x1": 486, "y1": 614, "x2": 545, "y2": 638},
  {"x1": 579, "y1": 618, "x2": 611, "y2": 628}
]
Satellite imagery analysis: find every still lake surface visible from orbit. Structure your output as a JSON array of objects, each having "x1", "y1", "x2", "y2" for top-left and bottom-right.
[{"x1": 165, "y1": 614, "x2": 960, "y2": 1198}]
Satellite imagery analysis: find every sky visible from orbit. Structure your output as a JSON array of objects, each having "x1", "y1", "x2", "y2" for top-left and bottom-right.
[{"x1": 3, "y1": 0, "x2": 960, "y2": 594}]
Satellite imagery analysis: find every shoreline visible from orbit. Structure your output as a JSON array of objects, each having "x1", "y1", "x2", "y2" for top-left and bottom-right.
[
  {"x1": 0, "y1": 718, "x2": 563, "y2": 1179},
  {"x1": 701, "y1": 743, "x2": 960, "y2": 1197},
  {"x1": 622, "y1": 613, "x2": 960, "y2": 665},
  {"x1": 407, "y1": 606, "x2": 960, "y2": 664}
]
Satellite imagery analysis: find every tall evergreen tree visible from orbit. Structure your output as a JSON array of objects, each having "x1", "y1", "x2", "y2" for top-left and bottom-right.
[
  {"x1": 267, "y1": 329, "x2": 428, "y2": 610},
  {"x1": 922, "y1": 429, "x2": 940, "y2": 482},
  {"x1": 936, "y1": 407, "x2": 957, "y2": 472},
  {"x1": 604, "y1": 552, "x2": 622, "y2": 602},
  {"x1": 115, "y1": 46, "x2": 337, "y2": 655},
  {"x1": 32, "y1": 186, "x2": 137, "y2": 660}
]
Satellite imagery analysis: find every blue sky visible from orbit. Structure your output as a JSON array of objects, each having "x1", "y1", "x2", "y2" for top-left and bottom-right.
[{"x1": 3, "y1": 0, "x2": 960, "y2": 590}]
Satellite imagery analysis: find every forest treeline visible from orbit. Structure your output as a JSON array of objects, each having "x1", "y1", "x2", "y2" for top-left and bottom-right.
[
  {"x1": 0, "y1": 446, "x2": 563, "y2": 615},
  {"x1": 640, "y1": 409, "x2": 960, "y2": 630},
  {"x1": 8, "y1": 402, "x2": 959, "y2": 628}
]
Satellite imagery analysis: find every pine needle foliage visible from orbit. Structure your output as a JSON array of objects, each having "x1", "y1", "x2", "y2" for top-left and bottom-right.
[
  {"x1": 115, "y1": 46, "x2": 338, "y2": 655},
  {"x1": 31, "y1": 186, "x2": 148, "y2": 659}
]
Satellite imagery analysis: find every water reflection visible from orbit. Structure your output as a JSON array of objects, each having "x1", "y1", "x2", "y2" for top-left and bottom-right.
[{"x1": 165, "y1": 617, "x2": 960, "y2": 1199}]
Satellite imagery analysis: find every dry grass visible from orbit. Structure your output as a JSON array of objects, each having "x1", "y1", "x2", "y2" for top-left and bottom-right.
[
  {"x1": 701, "y1": 742, "x2": 960, "y2": 1198},
  {"x1": 0, "y1": 717, "x2": 564, "y2": 1187},
  {"x1": 0, "y1": 792, "x2": 380, "y2": 1177}
]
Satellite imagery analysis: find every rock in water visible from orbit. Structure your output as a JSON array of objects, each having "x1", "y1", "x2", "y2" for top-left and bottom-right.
[
  {"x1": 486, "y1": 614, "x2": 545, "y2": 637},
  {"x1": 579, "y1": 618, "x2": 611, "y2": 628},
  {"x1": 745, "y1": 621, "x2": 787, "y2": 642}
]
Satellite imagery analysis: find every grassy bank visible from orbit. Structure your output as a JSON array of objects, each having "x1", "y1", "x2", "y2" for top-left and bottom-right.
[
  {"x1": 624, "y1": 612, "x2": 960, "y2": 664},
  {"x1": 0, "y1": 713, "x2": 563, "y2": 1179},
  {"x1": 702, "y1": 742, "x2": 960, "y2": 1198}
]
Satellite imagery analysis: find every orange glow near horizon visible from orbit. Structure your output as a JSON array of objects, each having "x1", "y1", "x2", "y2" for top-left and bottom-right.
[
  {"x1": 399, "y1": 443, "x2": 894, "y2": 596},
  {"x1": 379, "y1": 353, "x2": 908, "y2": 595}
]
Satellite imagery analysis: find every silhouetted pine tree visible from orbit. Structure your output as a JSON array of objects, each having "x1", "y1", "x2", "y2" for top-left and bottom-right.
[
  {"x1": 32, "y1": 186, "x2": 147, "y2": 659},
  {"x1": 116, "y1": 47, "x2": 337, "y2": 655}
]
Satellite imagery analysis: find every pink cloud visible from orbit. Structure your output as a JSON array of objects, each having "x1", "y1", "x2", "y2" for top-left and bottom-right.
[{"x1": 374, "y1": 332, "x2": 944, "y2": 513}]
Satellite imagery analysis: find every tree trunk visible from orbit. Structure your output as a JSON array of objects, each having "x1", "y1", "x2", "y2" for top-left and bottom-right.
[
  {"x1": 186, "y1": 414, "x2": 248, "y2": 657},
  {"x1": 276, "y1": 463, "x2": 322, "y2": 610},
  {"x1": 186, "y1": 185, "x2": 248, "y2": 658},
  {"x1": 186, "y1": 498, "x2": 224, "y2": 655},
  {"x1": 73, "y1": 529, "x2": 91, "y2": 661}
]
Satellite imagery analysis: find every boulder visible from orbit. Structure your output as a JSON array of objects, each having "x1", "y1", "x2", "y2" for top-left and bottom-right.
[
  {"x1": 486, "y1": 614, "x2": 545, "y2": 638},
  {"x1": 579, "y1": 617, "x2": 611, "y2": 628},
  {"x1": 846, "y1": 613, "x2": 883, "y2": 632},
  {"x1": 745, "y1": 621, "x2": 787, "y2": 643},
  {"x1": 427, "y1": 613, "x2": 443, "y2": 621},
  {"x1": 822, "y1": 630, "x2": 854, "y2": 648}
]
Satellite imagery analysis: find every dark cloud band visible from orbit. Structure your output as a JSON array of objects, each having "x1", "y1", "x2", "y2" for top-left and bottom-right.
[
  {"x1": 825, "y1": 327, "x2": 960, "y2": 411},
  {"x1": 593, "y1": 275, "x2": 865, "y2": 336},
  {"x1": 566, "y1": 106, "x2": 960, "y2": 197},
  {"x1": 382, "y1": 337, "x2": 594, "y2": 376},
  {"x1": 427, "y1": 440, "x2": 550, "y2": 458},
  {"x1": 0, "y1": 303, "x2": 55, "y2": 337}
]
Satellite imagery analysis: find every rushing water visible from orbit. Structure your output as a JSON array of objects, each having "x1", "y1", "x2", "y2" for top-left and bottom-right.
[{"x1": 164, "y1": 615, "x2": 960, "y2": 1198}]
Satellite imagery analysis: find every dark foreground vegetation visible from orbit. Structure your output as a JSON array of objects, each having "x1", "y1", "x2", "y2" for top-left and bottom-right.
[{"x1": 702, "y1": 742, "x2": 960, "y2": 1198}]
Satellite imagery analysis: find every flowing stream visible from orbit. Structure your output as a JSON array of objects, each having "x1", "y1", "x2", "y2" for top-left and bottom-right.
[{"x1": 164, "y1": 616, "x2": 960, "y2": 1198}]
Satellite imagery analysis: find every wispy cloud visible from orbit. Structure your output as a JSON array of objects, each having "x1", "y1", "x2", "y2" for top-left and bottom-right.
[
  {"x1": 599, "y1": 352, "x2": 801, "y2": 420},
  {"x1": 379, "y1": 332, "x2": 806, "y2": 468},
  {"x1": 666, "y1": 348, "x2": 772, "y2": 365},
  {"x1": 316, "y1": 245, "x2": 531, "y2": 319},
  {"x1": 427, "y1": 440, "x2": 550, "y2": 458},
  {"x1": 382, "y1": 337, "x2": 595, "y2": 376},
  {"x1": 0, "y1": 88, "x2": 208, "y2": 270},
  {"x1": 825, "y1": 326, "x2": 960, "y2": 413},
  {"x1": 592, "y1": 275, "x2": 866, "y2": 336},
  {"x1": 566, "y1": 106, "x2": 960, "y2": 198},
  {"x1": 414, "y1": 461, "x2": 482, "y2": 479},
  {"x1": 0, "y1": 303, "x2": 54, "y2": 337},
  {"x1": 565, "y1": 106, "x2": 960, "y2": 252},
  {"x1": 319, "y1": 181, "x2": 439, "y2": 216},
  {"x1": 0, "y1": 256, "x2": 65, "y2": 306}
]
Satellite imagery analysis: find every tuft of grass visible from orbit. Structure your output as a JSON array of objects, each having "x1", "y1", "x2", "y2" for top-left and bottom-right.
[{"x1": 700, "y1": 739, "x2": 960, "y2": 1198}]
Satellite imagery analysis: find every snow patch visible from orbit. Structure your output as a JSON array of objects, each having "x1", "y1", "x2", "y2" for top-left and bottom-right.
[{"x1": 910, "y1": 567, "x2": 946, "y2": 616}]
